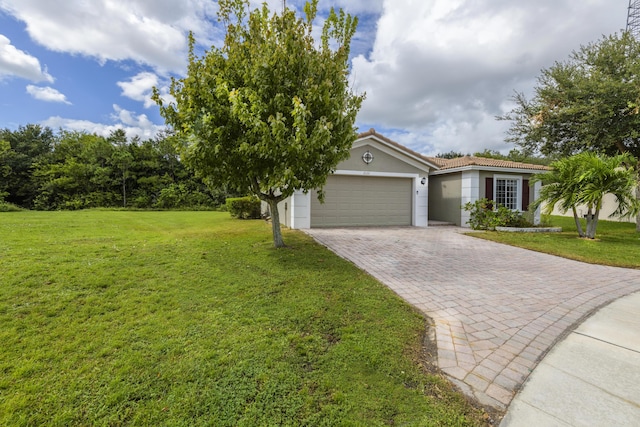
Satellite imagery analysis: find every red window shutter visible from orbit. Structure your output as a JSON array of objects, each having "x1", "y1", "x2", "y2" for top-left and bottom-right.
[
  {"x1": 485, "y1": 178, "x2": 493, "y2": 201},
  {"x1": 522, "y1": 179, "x2": 530, "y2": 211}
]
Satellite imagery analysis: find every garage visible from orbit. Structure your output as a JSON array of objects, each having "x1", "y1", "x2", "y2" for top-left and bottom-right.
[
  {"x1": 275, "y1": 129, "x2": 434, "y2": 229},
  {"x1": 310, "y1": 175, "x2": 413, "y2": 227}
]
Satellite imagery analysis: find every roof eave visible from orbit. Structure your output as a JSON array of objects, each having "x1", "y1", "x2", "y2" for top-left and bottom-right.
[
  {"x1": 429, "y1": 165, "x2": 548, "y2": 175},
  {"x1": 355, "y1": 132, "x2": 440, "y2": 170}
]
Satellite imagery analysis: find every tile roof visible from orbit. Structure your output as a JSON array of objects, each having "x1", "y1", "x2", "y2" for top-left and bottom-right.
[
  {"x1": 424, "y1": 155, "x2": 550, "y2": 171},
  {"x1": 357, "y1": 129, "x2": 550, "y2": 172}
]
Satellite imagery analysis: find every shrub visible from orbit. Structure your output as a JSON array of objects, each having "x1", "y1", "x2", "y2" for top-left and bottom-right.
[
  {"x1": 0, "y1": 201, "x2": 25, "y2": 212},
  {"x1": 226, "y1": 196, "x2": 261, "y2": 219},
  {"x1": 463, "y1": 198, "x2": 532, "y2": 230}
]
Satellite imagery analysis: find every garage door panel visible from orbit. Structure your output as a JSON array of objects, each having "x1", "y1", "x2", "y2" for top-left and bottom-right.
[{"x1": 310, "y1": 175, "x2": 412, "y2": 227}]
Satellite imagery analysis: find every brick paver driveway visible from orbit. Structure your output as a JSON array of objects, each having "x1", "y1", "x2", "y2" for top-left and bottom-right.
[{"x1": 304, "y1": 226, "x2": 640, "y2": 409}]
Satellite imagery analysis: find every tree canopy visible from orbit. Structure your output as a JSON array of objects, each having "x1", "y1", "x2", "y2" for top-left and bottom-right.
[
  {"x1": 0, "y1": 126, "x2": 227, "y2": 211},
  {"x1": 154, "y1": 0, "x2": 364, "y2": 248},
  {"x1": 500, "y1": 32, "x2": 640, "y2": 158}
]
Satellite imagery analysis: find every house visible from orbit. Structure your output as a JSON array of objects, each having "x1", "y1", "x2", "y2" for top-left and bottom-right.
[
  {"x1": 426, "y1": 154, "x2": 548, "y2": 227},
  {"x1": 274, "y1": 129, "x2": 549, "y2": 228}
]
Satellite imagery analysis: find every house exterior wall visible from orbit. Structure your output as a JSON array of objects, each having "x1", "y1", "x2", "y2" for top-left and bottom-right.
[
  {"x1": 275, "y1": 198, "x2": 291, "y2": 228},
  {"x1": 339, "y1": 144, "x2": 429, "y2": 175},
  {"x1": 275, "y1": 191, "x2": 311, "y2": 229},
  {"x1": 428, "y1": 173, "x2": 462, "y2": 225},
  {"x1": 427, "y1": 170, "x2": 542, "y2": 227}
]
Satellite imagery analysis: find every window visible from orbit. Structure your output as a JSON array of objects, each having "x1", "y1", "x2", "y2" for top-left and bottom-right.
[
  {"x1": 495, "y1": 178, "x2": 518, "y2": 210},
  {"x1": 485, "y1": 175, "x2": 529, "y2": 211},
  {"x1": 485, "y1": 176, "x2": 529, "y2": 211}
]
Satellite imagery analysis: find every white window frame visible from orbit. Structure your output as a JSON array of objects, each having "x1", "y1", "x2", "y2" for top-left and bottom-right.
[{"x1": 493, "y1": 175, "x2": 522, "y2": 211}]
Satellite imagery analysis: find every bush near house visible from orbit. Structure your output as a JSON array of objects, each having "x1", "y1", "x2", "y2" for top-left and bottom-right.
[
  {"x1": 226, "y1": 196, "x2": 262, "y2": 219},
  {"x1": 463, "y1": 198, "x2": 532, "y2": 230}
]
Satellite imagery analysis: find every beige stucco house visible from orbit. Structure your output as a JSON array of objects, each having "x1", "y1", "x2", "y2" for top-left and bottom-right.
[
  {"x1": 274, "y1": 129, "x2": 549, "y2": 228},
  {"x1": 426, "y1": 155, "x2": 548, "y2": 226}
]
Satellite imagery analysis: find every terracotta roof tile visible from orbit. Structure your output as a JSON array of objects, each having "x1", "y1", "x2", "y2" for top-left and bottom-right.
[
  {"x1": 357, "y1": 129, "x2": 550, "y2": 172},
  {"x1": 423, "y1": 155, "x2": 550, "y2": 171}
]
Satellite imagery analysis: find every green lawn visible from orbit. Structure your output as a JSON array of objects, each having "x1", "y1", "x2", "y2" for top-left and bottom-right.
[
  {"x1": 468, "y1": 216, "x2": 640, "y2": 268},
  {"x1": 0, "y1": 211, "x2": 486, "y2": 426}
]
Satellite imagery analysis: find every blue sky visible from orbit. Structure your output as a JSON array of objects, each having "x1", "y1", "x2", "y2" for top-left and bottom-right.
[{"x1": 0, "y1": 0, "x2": 627, "y2": 155}]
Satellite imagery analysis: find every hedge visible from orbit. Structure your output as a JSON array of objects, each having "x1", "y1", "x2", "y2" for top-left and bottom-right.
[{"x1": 225, "y1": 196, "x2": 262, "y2": 219}]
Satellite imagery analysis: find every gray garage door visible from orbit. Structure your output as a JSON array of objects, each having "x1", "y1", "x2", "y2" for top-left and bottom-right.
[{"x1": 310, "y1": 175, "x2": 412, "y2": 227}]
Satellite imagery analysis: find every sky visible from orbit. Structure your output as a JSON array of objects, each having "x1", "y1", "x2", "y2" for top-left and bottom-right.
[{"x1": 0, "y1": 0, "x2": 628, "y2": 156}]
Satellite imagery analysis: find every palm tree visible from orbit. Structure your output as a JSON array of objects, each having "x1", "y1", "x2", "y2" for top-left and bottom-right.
[
  {"x1": 532, "y1": 154, "x2": 587, "y2": 237},
  {"x1": 533, "y1": 152, "x2": 640, "y2": 239}
]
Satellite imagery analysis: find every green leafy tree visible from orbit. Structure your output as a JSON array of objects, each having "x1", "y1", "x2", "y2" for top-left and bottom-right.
[
  {"x1": 154, "y1": 0, "x2": 364, "y2": 247},
  {"x1": 108, "y1": 129, "x2": 134, "y2": 208},
  {"x1": 33, "y1": 131, "x2": 116, "y2": 210},
  {"x1": 0, "y1": 139, "x2": 11, "y2": 201},
  {"x1": 532, "y1": 152, "x2": 640, "y2": 239},
  {"x1": 500, "y1": 32, "x2": 640, "y2": 229},
  {"x1": 0, "y1": 125, "x2": 55, "y2": 208},
  {"x1": 435, "y1": 150, "x2": 468, "y2": 159}
]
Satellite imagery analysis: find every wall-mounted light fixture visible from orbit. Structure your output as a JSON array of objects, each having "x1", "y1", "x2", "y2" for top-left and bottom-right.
[{"x1": 420, "y1": 177, "x2": 427, "y2": 185}]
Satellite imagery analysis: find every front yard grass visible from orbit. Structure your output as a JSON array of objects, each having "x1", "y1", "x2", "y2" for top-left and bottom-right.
[
  {"x1": 0, "y1": 211, "x2": 487, "y2": 426},
  {"x1": 468, "y1": 216, "x2": 640, "y2": 268}
]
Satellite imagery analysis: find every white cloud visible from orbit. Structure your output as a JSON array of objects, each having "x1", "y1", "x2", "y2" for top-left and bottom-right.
[
  {"x1": 0, "y1": 0, "x2": 375, "y2": 75},
  {"x1": 1, "y1": 0, "x2": 629, "y2": 156},
  {"x1": 117, "y1": 72, "x2": 175, "y2": 108},
  {"x1": 0, "y1": 0, "x2": 220, "y2": 73},
  {"x1": 117, "y1": 72, "x2": 160, "y2": 108},
  {"x1": 42, "y1": 104, "x2": 165, "y2": 140},
  {"x1": 352, "y1": 0, "x2": 626, "y2": 155},
  {"x1": 26, "y1": 85, "x2": 71, "y2": 104},
  {"x1": 0, "y1": 34, "x2": 53, "y2": 82}
]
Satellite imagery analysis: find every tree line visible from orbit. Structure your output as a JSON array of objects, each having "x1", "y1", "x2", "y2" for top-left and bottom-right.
[{"x1": 0, "y1": 124, "x2": 236, "y2": 210}]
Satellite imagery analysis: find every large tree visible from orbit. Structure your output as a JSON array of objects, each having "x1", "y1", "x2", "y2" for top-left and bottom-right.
[
  {"x1": 154, "y1": 0, "x2": 364, "y2": 248},
  {"x1": 0, "y1": 124, "x2": 55, "y2": 208},
  {"x1": 500, "y1": 32, "x2": 640, "y2": 229},
  {"x1": 0, "y1": 139, "x2": 10, "y2": 200}
]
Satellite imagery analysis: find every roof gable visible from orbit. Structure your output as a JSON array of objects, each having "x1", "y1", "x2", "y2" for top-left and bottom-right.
[
  {"x1": 354, "y1": 130, "x2": 549, "y2": 174},
  {"x1": 355, "y1": 129, "x2": 440, "y2": 171}
]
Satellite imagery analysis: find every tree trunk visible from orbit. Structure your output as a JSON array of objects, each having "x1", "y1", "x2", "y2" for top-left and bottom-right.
[
  {"x1": 572, "y1": 206, "x2": 585, "y2": 237},
  {"x1": 587, "y1": 208, "x2": 600, "y2": 239},
  {"x1": 585, "y1": 206, "x2": 600, "y2": 239},
  {"x1": 267, "y1": 198, "x2": 285, "y2": 248}
]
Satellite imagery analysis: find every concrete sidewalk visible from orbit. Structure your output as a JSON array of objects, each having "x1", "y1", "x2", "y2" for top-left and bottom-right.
[{"x1": 501, "y1": 291, "x2": 640, "y2": 426}]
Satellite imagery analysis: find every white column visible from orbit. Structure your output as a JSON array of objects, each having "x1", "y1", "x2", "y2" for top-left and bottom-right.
[
  {"x1": 414, "y1": 175, "x2": 429, "y2": 227},
  {"x1": 290, "y1": 190, "x2": 311, "y2": 229},
  {"x1": 460, "y1": 170, "x2": 480, "y2": 227},
  {"x1": 533, "y1": 181, "x2": 542, "y2": 225}
]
